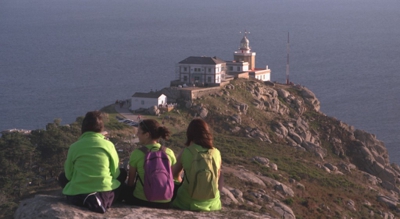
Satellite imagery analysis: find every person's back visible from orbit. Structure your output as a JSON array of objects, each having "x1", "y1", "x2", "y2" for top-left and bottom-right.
[
  {"x1": 125, "y1": 119, "x2": 176, "y2": 209},
  {"x1": 58, "y1": 111, "x2": 126, "y2": 213},
  {"x1": 172, "y1": 118, "x2": 222, "y2": 211},
  {"x1": 172, "y1": 143, "x2": 222, "y2": 211},
  {"x1": 63, "y1": 131, "x2": 121, "y2": 195}
]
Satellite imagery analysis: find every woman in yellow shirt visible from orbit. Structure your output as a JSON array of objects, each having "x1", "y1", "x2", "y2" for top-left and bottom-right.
[
  {"x1": 172, "y1": 118, "x2": 222, "y2": 211},
  {"x1": 125, "y1": 119, "x2": 176, "y2": 209}
]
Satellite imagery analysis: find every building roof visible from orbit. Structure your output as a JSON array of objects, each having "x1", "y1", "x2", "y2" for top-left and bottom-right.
[
  {"x1": 132, "y1": 91, "x2": 164, "y2": 98},
  {"x1": 178, "y1": 56, "x2": 226, "y2": 65}
]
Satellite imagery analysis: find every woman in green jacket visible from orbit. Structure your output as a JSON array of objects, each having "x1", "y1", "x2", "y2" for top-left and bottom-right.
[{"x1": 58, "y1": 111, "x2": 126, "y2": 213}]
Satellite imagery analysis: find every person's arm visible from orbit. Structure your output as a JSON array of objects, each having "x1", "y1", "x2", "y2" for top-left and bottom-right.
[
  {"x1": 64, "y1": 147, "x2": 74, "y2": 180},
  {"x1": 127, "y1": 166, "x2": 137, "y2": 187},
  {"x1": 109, "y1": 142, "x2": 120, "y2": 179},
  {"x1": 172, "y1": 149, "x2": 184, "y2": 182},
  {"x1": 217, "y1": 150, "x2": 223, "y2": 190},
  {"x1": 218, "y1": 160, "x2": 222, "y2": 178}
]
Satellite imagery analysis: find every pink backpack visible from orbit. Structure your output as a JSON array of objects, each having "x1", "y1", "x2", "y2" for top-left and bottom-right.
[{"x1": 137, "y1": 146, "x2": 174, "y2": 201}]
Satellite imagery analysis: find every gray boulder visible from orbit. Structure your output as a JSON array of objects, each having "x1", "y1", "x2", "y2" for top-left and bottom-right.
[
  {"x1": 301, "y1": 141, "x2": 327, "y2": 159},
  {"x1": 15, "y1": 194, "x2": 271, "y2": 219},
  {"x1": 277, "y1": 89, "x2": 290, "y2": 99},
  {"x1": 272, "y1": 122, "x2": 288, "y2": 138},
  {"x1": 288, "y1": 130, "x2": 302, "y2": 144},
  {"x1": 220, "y1": 187, "x2": 239, "y2": 204},
  {"x1": 272, "y1": 201, "x2": 296, "y2": 219},
  {"x1": 199, "y1": 107, "x2": 209, "y2": 119},
  {"x1": 230, "y1": 114, "x2": 242, "y2": 124},
  {"x1": 273, "y1": 184, "x2": 295, "y2": 197},
  {"x1": 253, "y1": 156, "x2": 270, "y2": 166},
  {"x1": 377, "y1": 194, "x2": 398, "y2": 209},
  {"x1": 148, "y1": 105, "x2": 160, "y2": 115},
  {"x1": 299, "y1": 86, "x2": 320, "y2": 111},
  {"x1": 324, "y1": 163, "x2": 338, "y2": 172},
  {"x1": 232, "y1": 169, "x2": 266, "y2": 187}
]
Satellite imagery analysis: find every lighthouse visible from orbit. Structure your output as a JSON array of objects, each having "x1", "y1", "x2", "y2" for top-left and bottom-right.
[{"x1": 233, "y1": 34, "x2": 256, "y2": 70}]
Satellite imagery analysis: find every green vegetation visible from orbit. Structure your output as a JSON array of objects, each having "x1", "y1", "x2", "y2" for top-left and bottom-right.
[
  {"x1": 0, "y1": 111, "x2": 138, "y2": 218},
  {"x1": 0, "y1": 119, "x2": 81, "y2": 218}
]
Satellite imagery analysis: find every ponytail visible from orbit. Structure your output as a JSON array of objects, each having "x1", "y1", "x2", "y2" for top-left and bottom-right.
[
  {"x1": 140, "y1": 119, "x2": 170, "y2": 140},
  {"x1": 158, "y1": 126, "x2": 170, "y2": 140}
]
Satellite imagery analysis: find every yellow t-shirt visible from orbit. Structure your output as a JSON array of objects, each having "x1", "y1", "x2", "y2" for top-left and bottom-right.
[{"x1": 129, "y1": 143, "x2": 176, "y2": 202}]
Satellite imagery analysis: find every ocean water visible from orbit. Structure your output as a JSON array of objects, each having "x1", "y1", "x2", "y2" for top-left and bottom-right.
[{"x1": 1, "y1": 0, "x2": 399, "y2": 164}]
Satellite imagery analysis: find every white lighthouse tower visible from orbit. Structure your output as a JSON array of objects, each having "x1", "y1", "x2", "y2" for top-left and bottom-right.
[{"x1": 233, "y1": 34, "x2": 256, "y2": 70}]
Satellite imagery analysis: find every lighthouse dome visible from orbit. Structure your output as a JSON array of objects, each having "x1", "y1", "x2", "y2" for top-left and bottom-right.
[{"x1": 239, "y1": 36, "x2": 250, "y2": 50}]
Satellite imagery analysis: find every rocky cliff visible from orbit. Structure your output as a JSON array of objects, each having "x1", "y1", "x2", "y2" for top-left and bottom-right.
[{"x1": 14, "y1": 79, "x2": 400, "y2": 218}]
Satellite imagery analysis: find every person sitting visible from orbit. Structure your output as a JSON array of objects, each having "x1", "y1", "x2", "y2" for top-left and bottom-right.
[
  {"x1": 125, "y1": 119, "x2": 176, "y2": 209},
  {"x1": 171, "y1": 118, "x2": 222, "y2": 211},
  {"x1": 58, "y1": 111, "x2": 126, "y2": 213}
]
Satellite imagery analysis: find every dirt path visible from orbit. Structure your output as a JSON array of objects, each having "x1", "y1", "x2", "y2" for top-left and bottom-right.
[{"x1": 113, "y1": 104, "x2": 146, "y2": 121}]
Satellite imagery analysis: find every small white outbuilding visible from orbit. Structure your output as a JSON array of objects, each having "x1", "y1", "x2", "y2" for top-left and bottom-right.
[{"x1": 130, "y1": 92, "x2": 167, "y2": 111}]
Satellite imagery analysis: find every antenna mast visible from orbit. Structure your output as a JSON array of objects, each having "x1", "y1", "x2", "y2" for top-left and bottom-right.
[{"x1": 286, "y1": 32, "x2": 290, "y2": 85}]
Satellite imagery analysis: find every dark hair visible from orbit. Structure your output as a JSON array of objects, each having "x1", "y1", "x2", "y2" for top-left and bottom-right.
[
  {"x1": 139, "y1": 119, "x2": 170, "y2": 140},
  {"x1": 185, "y1": 118, "x2": 213, "y2": 149},
  {"x1": 81, "y1": 111, "x2": 104, "y2": 134}
]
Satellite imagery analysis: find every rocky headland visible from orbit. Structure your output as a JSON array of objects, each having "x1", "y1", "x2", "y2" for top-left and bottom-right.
[{"x1": 13, "y1": 78, "x2": 400, "y2": 218}]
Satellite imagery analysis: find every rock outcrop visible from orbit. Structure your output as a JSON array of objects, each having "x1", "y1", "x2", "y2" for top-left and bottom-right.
[{"x1": 14, "y1": 194, "x2": 272, "y2": 219}]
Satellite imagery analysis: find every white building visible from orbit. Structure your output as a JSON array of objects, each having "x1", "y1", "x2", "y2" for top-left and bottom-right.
[
  {"x1": 130, "y1": 92, "x2": 167, "y2": 111},
  {"x1": 176, "y1": 56, "x2": 226, "y2": 86},
  {"x1": 170, "y1": 35, "x2": 271, "y2": 88}
]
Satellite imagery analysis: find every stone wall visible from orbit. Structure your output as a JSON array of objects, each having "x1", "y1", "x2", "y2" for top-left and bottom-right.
[
  {"x1": 190, "y1": 87, "x2": 221, "y2": 100},
  {"x1": 162, "y1": 86, "x2": 221, "y2": 101}
]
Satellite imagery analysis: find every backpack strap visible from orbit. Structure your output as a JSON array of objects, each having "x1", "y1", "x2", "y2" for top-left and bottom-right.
[
  {"x1": 183, "y1": 147, "x2": 196, "y2": 184},
  {"x1": 136, "y1": 147, "x2": 149, "y2": 186},
  {"x1": 138, "y1": 146, "x2": 149, "y2": 154}
]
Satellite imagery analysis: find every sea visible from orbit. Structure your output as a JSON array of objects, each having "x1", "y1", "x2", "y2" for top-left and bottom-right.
[{"x1": 1, "y1": 0, "x2": 399, "y2": 164}]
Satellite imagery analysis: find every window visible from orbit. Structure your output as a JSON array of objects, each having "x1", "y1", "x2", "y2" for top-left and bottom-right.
[
  {"x1": 193, "y1": 68, "x2": 201, "y2": 72},
  {"x1": 183, "y1": 76, "x2": 187, "y2": 82},
  {"x1": 184, "y1": 67, "x2": 187, "y2": 71},
  {"x1": 208, "y1": 77, "x2": 211, "y2": 82},
  {"x1": 237, "y1": 67, "x2": 240, "y2": 71},
  {"x1": 194, "y1": 76, "x2": 200, "y2": 81},
  {"x1": 208, "y1": 68, "x2": 211, "y2": 72},
  {"x1": 141, "y1": 100, "x2": 145, "y2": 105}
]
